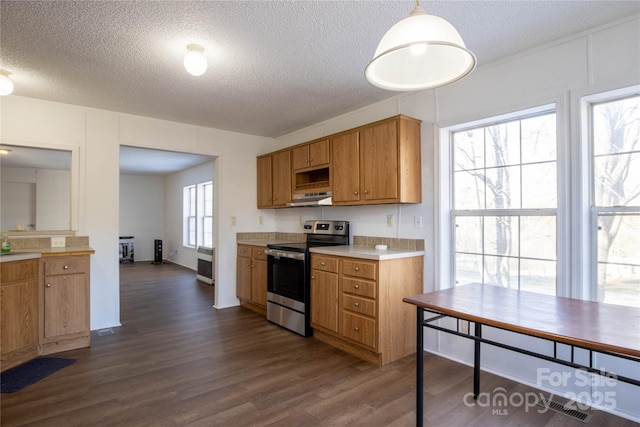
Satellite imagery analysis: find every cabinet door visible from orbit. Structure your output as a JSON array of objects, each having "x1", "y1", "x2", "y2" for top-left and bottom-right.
[
  {"x1": 310, "y1": 270, "x2": 339, "y2": 333},
  {"x1": 361, "y1": 120, "x2": 398, "y2": 201},
  {"x1": 257, "y1": 156, "x2": 273, "y2": 208},
  {"x1": 331, "y1": 131, "x2": 361, "y2": 203},
  {"x1": 44, "y1": 274, "x2": 87, "y2": 339},
  {"x1": 292, "y1": 145, "x2": 310, "y2": 171},
  {"x1": 1, "y1": 277, "x2": 38, "y2": 358},
  {"x1": 251, "y1": 259, "x2": 267, "y2": 307},
  {"x1": 236, "y1": 256, "x2": 252, "y2": 300},
  {"x1": 309, "y1": 139, "x2": 329, "y2": 168},
  {"x1": 272, "y1": 150, "x2": 291, "y2": 207}
]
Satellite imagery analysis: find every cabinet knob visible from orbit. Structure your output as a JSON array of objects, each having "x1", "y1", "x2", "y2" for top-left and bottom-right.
[
  {"x1": 45, "y1": 283, "x2": 52, "y2": 288},
  {"x1": 321, "y1": 262, "x2": 325, "y2": 266},
  {"x1": 354, "y1": 267, "x2": 360, "y2": 271},
  {"x1": 354, "y1": 302, "x2": 360, "y2": 307},
  {"x1": 309, "y1": 158, "x2": 313, "y2": 162},
  {"x1": 63, "y1": 265, "x2": 69, "y2": 270},
  {"x1": 311, "y1": 275, "x2": 315, "y2": 279},
  {"x1": 354, "y1": 191, "x2": 358, "y2": 195},
  {"x1": 257, "y1": 251, "x2": 262, "y2": 255},
  {"x1": 363, "y1": 190, "x2": 369, "y2": 195},
  {"x1": 354, "y1": 327, "x2": 360, "y2": 332},
  {"x1": 354, "y1": 284, "x2": 360, "y2": 289}
]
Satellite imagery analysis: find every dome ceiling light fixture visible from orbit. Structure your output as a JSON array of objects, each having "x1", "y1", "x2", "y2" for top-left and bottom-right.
[
  {"x1": 184, "y1": 44, "x2": 208, "y2": 76},
  {"x1": 365, "y1": 0, "x2": 476, "y2": 92},
  {"x1": 0, "y1": 70, "x2": 15, "y2": 96}
]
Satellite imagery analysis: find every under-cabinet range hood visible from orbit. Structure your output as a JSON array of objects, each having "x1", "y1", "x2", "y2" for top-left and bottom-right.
[{"x1": 286, "y1": 191, "x2": 332, "y2": 207}]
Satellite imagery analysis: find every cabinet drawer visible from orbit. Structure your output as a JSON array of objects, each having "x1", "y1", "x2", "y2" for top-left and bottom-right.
[
  {"x1": 342, "y1": 311, "x2": 376, "y2": 349},
  {"x1": 44, "y1": 256, "x2": 87, "y2": 276},
  {"x1": 343, "y1": 294, "x2": 376, "y2": 318},
  {"x1": 237, "y1": 244, "x2": 252, "y2": 258},
  {"x1": 342, "y1": 260, "x2": 376, "y2": 280},
  {"x1": 252, "y1": 246, "x2": 267, "y2": 260},
  {"x1": 1, "y1": 258, "x2": 39, "y2": 283},
  {"x1": 342, "y1": 277, "x2": 376, "y2": 298},
  {"x1": 311, "y1": 255, "x2": 338, "y2": 273}
]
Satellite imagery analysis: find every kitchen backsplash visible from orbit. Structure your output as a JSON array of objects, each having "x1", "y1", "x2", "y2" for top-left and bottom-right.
[
  {"x1": 8, "y1": 235, "x2": 90, "y2": 249},
  {"x1": 237, "y1": 232, "x2": 423, "y2": 250}
]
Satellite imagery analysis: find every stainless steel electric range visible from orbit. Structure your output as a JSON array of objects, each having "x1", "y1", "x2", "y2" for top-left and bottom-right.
[{"x1": 265, "y1": 220, "x2": 349, "y2": 336}]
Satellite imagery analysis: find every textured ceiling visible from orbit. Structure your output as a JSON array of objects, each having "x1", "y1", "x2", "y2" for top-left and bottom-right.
[{"x1": 2, "y1": 0, "x2": 639, "y2": 141}]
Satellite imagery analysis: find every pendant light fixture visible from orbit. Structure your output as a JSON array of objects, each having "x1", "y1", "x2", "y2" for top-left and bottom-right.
[
  {"x1": 365, "y1": 0, "x2": 476, "y2": 91},
  {"x1": 0, "y1": 70, "x2": 14, "y2": 96},
  {"x1": 184, "y1": 44, "x2": 208, "y2": 76}
]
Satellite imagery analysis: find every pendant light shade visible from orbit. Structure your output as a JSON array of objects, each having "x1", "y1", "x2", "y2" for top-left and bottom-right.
[
  {"x1": 184, "y1": 44, "x2": 208, "y2": 76},
  {"x1": 365, "y1": 4, "x2": 476, "y2": 91},
  {"x1": 0, "y1": 70, "x2": 14, "y2": 96}
]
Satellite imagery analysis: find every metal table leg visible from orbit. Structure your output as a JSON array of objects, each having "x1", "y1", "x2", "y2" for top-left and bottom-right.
[
  {"x1": 416, "y1": 306, "x2": 424, "y2": 427},
  {"x1": 474, "y1": 323, "x2": 482, "y2": 398}
]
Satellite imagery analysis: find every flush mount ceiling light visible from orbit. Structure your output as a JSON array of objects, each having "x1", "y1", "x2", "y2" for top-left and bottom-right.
[
  {"x1": 0, "y1": 70, "x2": 14, "y2": 96},
  {"x1": 365, "y1": 0, "x2": 476, "y2": 91},
  {"x1": 184, "y1": 44, "x2": 208, "y2": 76}
]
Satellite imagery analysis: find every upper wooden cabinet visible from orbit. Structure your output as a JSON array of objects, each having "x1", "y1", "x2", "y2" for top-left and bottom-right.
[
  {"x1": 257, "y1": 149, "x2": 292, "y2": 209},
  {"x1": 257, "y1": 114, "x2": 421, "y2": 208},
  {"x1": 292, "y1": 139, "x2": 330, "y2": 171},
  {"x1": 332, "y1": 115, "x2": 422, "y2": 205}
]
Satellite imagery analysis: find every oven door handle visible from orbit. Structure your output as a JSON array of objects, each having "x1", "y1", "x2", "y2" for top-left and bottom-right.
[{"x1": 265, "y1": 249, "x2": 305, "y2": 261}]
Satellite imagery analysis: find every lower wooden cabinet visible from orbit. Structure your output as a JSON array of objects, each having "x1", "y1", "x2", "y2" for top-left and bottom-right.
[
  {"x1": 236, "y1": 244, "x2": 268, "y2": 315},
  {"x1": 0, "y1": 258, "x2": 40, "y2": 371},
  {"x1": 41, "y1": 254, "x2": 91, "y2": 355},
  {"x1": 311, "y1": 253, "x2": 423, "y2": 366}
]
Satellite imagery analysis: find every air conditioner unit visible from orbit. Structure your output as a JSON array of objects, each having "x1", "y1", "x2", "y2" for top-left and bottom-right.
[{"x1": 196, "y1": 246, "x2": 214, "y2": 285}]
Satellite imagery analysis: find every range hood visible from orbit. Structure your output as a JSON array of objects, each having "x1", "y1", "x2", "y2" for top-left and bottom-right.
[{"x1": 286, "y1": 191, "x2": 332, "y2": 207}]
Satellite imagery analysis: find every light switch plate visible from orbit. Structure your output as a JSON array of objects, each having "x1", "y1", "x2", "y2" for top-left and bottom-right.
[{"x1": 51, "y1": 236, "x2": 66, "y2": 247}]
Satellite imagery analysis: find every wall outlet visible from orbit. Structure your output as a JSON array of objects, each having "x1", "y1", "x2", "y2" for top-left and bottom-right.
[
  {"x1": 414, "y1": 215, "x2": 422, "y2": 228},
  {"x1": 231, "y1": 216, "x2": 237, "y2": 226},
  {"x1": 258, "y1": 215, "x2": 263, "y2": 225},
  {"x1": 51, "y1": 236, "x2": 66, "y2": 247},
  {"x1": 386, "y1": 214, "x2": 394, "y2": 228}
]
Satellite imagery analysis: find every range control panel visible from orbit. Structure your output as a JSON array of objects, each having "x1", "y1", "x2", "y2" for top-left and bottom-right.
[{"x1": 303, "y1": 220, "x2": 349, "y2": 236}]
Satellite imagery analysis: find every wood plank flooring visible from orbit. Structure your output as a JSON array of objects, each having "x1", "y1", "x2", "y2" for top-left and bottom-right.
[{"x1": 1, "y1": 262, "x2": 636, "y2": 426}]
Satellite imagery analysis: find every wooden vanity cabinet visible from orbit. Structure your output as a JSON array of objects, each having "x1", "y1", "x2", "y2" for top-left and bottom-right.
[
  {"x1": 1, "y1": 258, "x2": 40, "y2": 371},
  {"x1": 257, "y1": 150, "x2": 292, "y2": 209},
  {"x1": 331, "y1": 115, "x2": 422, "y2": 205},
  {"x1": 41, "y1": 254, "x2": 91, "y2": 355},
  {"x1": 236, "y1": 244, "x2": 268, "y2": 315},
  {"x1": 310, "y1": 253, "x2": 423, "y2": 366}
]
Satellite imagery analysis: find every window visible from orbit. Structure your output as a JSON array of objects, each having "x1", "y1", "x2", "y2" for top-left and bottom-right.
[
  {"x1": 442, "y1": 87, "x2": 639, "y2": 308},
  {"x1": 590, "y1": 94, "x2": 640, "y2": 307},
  {"x1": 451, "y1": 111, "x2": 558, "y2": 295},
  {"x1": 183, "y1": 181, "x2": 213, "y2": 248}
]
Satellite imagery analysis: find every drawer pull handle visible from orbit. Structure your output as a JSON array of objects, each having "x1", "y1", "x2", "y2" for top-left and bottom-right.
[
  {"x1": 354, "y1": 302, "x2": 359, "y2": 307},
  {"x1": 354, "y1": 327, "x2": 359, "y2": 332},
  {"x1": 354, "y1": 284, "x2": 359, "y2": 289},
  {"x1": 63, "y1": 265, "x2": 69, "y2": 270},
  {"x1": 45, "y1": 283, "x2": 52, "y2": 288}
]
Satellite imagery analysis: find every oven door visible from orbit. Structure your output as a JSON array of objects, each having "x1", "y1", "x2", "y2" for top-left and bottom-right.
[{"x1": 266, "y1": 249, "x2": 307, "y2": 309}]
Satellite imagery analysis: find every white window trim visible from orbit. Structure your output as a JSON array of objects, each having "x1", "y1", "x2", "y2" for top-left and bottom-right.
[
  {"x1": 437, "y1": 101, "x2": 567, "y2": 294},
  {"x1": 573, "y1": 84, "x2": 640, "y2": 302}
]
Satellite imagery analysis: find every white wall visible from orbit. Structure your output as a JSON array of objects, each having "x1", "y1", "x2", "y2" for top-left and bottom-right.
[
  {"x1": 119, "y1": 174, "x2": 165, "y2": 262},
  {"x1": 0, "y1": 96, "x2": 276, "y2": 329},
  {"x1": 272, "y1": 15, "x2": 640, "y2": 422},
  {"x1": 164, "y1": 161, "x2": 215, "y2": 271}
]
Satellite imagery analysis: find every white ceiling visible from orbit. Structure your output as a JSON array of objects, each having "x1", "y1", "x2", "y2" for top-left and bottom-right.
[{"x1": 1, "y1": 1, "x2": 639, "y2": 173}]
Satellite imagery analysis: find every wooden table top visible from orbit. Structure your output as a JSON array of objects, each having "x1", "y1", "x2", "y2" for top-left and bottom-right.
[{"x1": 403, "y1": 283, "x2": 640, "y2": 358}]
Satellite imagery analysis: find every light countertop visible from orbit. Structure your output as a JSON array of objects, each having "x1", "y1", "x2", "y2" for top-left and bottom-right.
[
  {"x1": 311, "y1": 245, "x2": 424, "y2": 260},
  {"x1": 0, "y1": 252, "x2": 42, "y2": 263},
  {"x1": 3, "y1": 246, "x2": 95, "y2": 259}
]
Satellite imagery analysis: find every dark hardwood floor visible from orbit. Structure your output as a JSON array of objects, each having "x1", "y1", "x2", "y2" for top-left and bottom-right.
[{"x1": 1, "y1": 262, "x2": 636, "y2": 426}]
